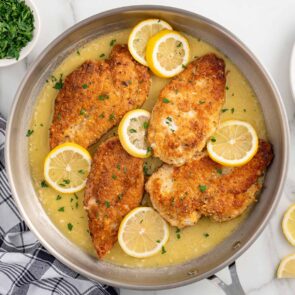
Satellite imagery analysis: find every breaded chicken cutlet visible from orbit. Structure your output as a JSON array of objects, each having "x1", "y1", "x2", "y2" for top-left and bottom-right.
[
  {"x1": 148, "y1": 53, "x2": 226, "y2": 166},
  {"x1": 50, "y1": 44, "x2": 151, "y2": 149},
  {"x1": 84, "y1": 137, "x2": 144, "y2": 258},
  {"x1": 146, "y1": 140, "x2": 273, "y2": 228}
]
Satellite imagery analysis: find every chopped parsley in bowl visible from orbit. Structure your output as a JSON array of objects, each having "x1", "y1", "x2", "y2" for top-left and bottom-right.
[{"x1": 0, "y1": 0, "x2": 40, "y2": 66}]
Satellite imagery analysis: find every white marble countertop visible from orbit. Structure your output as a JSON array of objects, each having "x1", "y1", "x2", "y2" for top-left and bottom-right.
[{"x1": 1, "y1": 0, "x2": 295, "y2": 294}]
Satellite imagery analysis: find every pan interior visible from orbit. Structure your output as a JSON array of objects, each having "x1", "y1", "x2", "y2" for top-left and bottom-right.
[{"x1": 6, "y1": 7, "x2": 288, "y2": 289}]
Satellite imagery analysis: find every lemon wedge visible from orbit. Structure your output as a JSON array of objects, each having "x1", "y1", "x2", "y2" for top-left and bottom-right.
[
  {"x1": 118, "y1": 207, "x2": 169, "y2": 258},
  {"x1": 128, "y1": 19, "x2": 172, "y2": 66},
  {"x1": 282, "y1": 204, "x2": 295, "y2": 246},
  {"x1": 118, "y1": 109, "x2": 151, "y2": 158},
  {"x1": 44, "y1": 142, "x2": 91, "y2": 193},
  {"x1": 277, "y1": 253, "x2": 295, "y2": 278},
  {"x1": 207, "y1": 120, "x2": 259, "y2": 167},
  {"x1": 146, "y1": 30, "x2": 190, "y2": 78}
]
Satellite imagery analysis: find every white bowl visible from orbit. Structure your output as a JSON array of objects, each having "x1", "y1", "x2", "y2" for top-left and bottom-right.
[
  {"x1": 0, "y1": 0, "x2": 41, "y2": 67},
  {"x1": 290, "y1": 43, "x2": 295, "y2": 101}
]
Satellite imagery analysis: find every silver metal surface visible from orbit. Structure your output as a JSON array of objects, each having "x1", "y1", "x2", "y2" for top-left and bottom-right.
[{"x1": 5, "y1": 6, "x2": 289, "y2": 290}]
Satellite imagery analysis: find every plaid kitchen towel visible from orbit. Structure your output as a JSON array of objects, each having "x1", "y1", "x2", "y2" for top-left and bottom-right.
[{"x1": 0, "y1": 114, "x2": 118, "y2": 295}]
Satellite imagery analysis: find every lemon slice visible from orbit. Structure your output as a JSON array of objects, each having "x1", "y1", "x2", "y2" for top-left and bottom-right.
[
  {"x1": 44, "y1": 142, "x2": 91, "y2": 193},
  {"x1": 118, "y1": 109, "x2": 151, "y2": 158},
  {"x1": 146, "y1": 30, "x2": 190, "y2": 78},
  {"x1": 128, "y1": 19, "x2": 172, "y2": 66},
  {"x1": 207, "y1": 120, "x2": 259, "y2": 167},
  {"x1": 118, "y1": 207, "x2": 169, "y2": 258},
  {"x1": 282, "y1": 204, "x2": 295, "y2": 246},
  {"x1": 277, "y1": 253, "x2": 295, "y2": 278}
]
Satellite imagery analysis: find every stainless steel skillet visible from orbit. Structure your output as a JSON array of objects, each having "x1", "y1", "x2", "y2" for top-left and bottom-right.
[{"x1": 5, "y1": 5, "x2": 289, "y2": 292}]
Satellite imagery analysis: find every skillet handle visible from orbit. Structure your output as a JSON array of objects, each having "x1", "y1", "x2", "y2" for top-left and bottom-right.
[{"x1": 207, "y1": 262, "x2": 245, "y2": 295}]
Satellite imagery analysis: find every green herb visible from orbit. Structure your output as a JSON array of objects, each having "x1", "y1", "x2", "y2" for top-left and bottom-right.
[
  {"x1": 221, "y1": 108, "x2": 228, "y2": 113},
  {"x1": 146, "y1": 146, "x2": 152, "y2": 154},
  {"x1": 116, "y1": 164, "x2": 121, "y2": 170},
  {"x1": 216, "y1": 168, "x2": 222, "y2": 175},
  {"x1": 57, "y1": 113, "x2": 62, "y2": 121},
  {"x1": 162, "y1": 98, "x2": 170, "y2": 103},
  {"x1": 41, "y1": 180, "x2": 48, "y2": 188},
  {"x1": 143, "y1": 121, "x2": 149, "y2": 129},
  {"x1": 82, "y1": 84, "x2": 88, "y2": 89},
  {"x1": 99, "y1": 53, "x2": 105, "y2": 58},
  {"x1": 182, "y1": 64, "x2": 187, "y2": 69},
  {"x1": 231, "y1": 108, "x2": 235, "y2": 113},
  {"x1": 243, "y1": 109, "x2": 247, "y2": 112},
  {"x1": 80, "y1": 108, "x2": 86, "y2": 116},
  {"x1": 26, "y1": 129, "x2": 34, "y2": 137},
  {"x1": 0, "y1": 0, "x2": 35, "y2": 60},
  {"x1": 98, "y1": 94, "x2": 109, "y2": 100},
  {"x1": 226, "y1": 86, "x2": 229, "y2": 90},
  {"x1": 199, "y1": 185, "x2": 207, "y2": 193},
  {"x1": 176, "y1": 228, "x2": 181, "y2": 233},
  {"x1": 156, "y1": 240, "x2": 160, "y2": 243},
  {"x1": 166, "y1": 116, "x2": 172, "y2": 122},
  {"x1": 58, "y1": 207, "x2": 64, "y2": 212},
  {"x1": 176, "y1": 42, "x2": 182, "y2": 48},
  {"x1": 199, "y1": 100, "x2": 205, "y2": 104},
  {"x1": 123, "y1": 167, "x2": 127, "y2": 173},
  {"x1": 63, "y1": 179, "x2": 70, "y2": 184},
  {"x1": 129, "y1": 128, "x2": 137, "y2": 133},
  {"x1": 74, "y1": 193, "x2": 79, "y2": 200},
  {"x1": 98, "y1": 112, "x2": 105, "y2": 119},
  {"x1": 140, "y1": 219, "x2": 143, "y2": 224},
  {"x1": 203, "y1": 232, "x2": 210, "y2": 238},
  {"x1": 210, "y1": 136, "x2": 216, "y2": 142},
  {"x1": 56, "y1": 195, "x2": 62, "y2": 200},
  {"x1": 143, "y1": 164, "x2": 151, "y2": 176},
  {"x1": 118, "y1": 193, "x2": 123, "y2": 201},
  {"x1": 176, "y1": 233, "x2": 181, "y2": 239},
  {"x1": 110, "y1": 39, "x2": 116, "y2": 46},
  {"x1": 78, "y1": 169, "x2": 84, "y2": 174},
  {"x1": 67, "y1": 223, "x2": 73, "y2": 231},
  {"x1": 40, "y1": 123, "x2": 43, "y2": 127},
  {"x1": 76, "y1": 50, "x2": 80, "y2": 55},
  {"x1": 105, "y1": 200, "x2": 110, "y2": 208},
  {"x1": 109, "y1": 113, "x2": 115, "y2": 121},
  {"x1": 161, "y1": 246, "x2": 167, "y2": 254},
  {"x1": 53, "y1": 74, "x2": 64, "y2": 90},
  {"x1": 112, "y1": 174, "x2": 117, "y2": 180}
]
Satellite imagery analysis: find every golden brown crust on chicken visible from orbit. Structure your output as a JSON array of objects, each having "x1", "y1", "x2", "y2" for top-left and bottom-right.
[
  {"x1": 50, "y1": 44, "x2": 151, "y2": 149},
  {"x1": 84, "y1": 137, "x2": 144, "y2": 258},
  {"x1": 147, "y1": 54, "x2": 226, "y2": 166},
  {"x1": 146, "y1": 140, "x2": 273, "y2": 228}
]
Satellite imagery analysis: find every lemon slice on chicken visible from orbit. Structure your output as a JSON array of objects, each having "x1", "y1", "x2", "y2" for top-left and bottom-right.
[
  {"x1": 118, "y1": 109, "x2": 151, "y2": 158},
  {"x1": 146, "y1": 30, "x2": 190, "y2": 78},
  {"x1": 207, "y1": 120, "x2": 259, "y2": 167},
  {"x1": 128, "y1": 19, "x2": 173, "y2": 66},
  {"x1": 118, "y1": 207, "x2": 169, "y2": 258},
  {"x1": 44, "y1": 143, "x2": 91, "y2": 193}
]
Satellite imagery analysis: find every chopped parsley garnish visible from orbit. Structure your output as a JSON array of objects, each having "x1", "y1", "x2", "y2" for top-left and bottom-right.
[
  {"x1": 105, "y1": 200, "x2": 110, "y2": 208},
  {"x1": 203, "y1": 232, "x2": 210, "y2": 238},
  {"x1": 110, "y1": 39, "x2": 116, "y2": 46},
  {"x1": 226, "y1": 86, "x2": 229, "y2": 90},
  {"x1": 156, "y1": 240, "x2": 160, "y2": 243},
  {"x1": 216, "y1": 168, "x2": 223, "y2": 175},
  {"x1": 56, "y1": 195, "x2": 62, "y2": 200},
  {"x1": 98, "y1": 94, "x2": 109, "y2": 100},
  {"x1": 53, "y1": 74, "x2": 64, "y2": 90},
  {"x1": 74, "y1": 193, "x2": 79, "y2": 200},
  {"x1": 176, "y1": 228, "x2": 181, "y2": 233},
  {"x1": 80, "y1": 108, "x2": 86, "y2": 116},
  {"x1": 199, "y1": 100, "x2": 205, "y2": 104},
  {"x1": 143, "y1": 163, "x2": 151, "y2": 176},
  {"x1": 231, "y1": 108, "x2": 235, "y2": 113},
  {"x1": 210, "y1": 136, "x2": 216, "y2": 142},
  {"x1": 243, "y1": 109, "x2": 247, "y2": 112},
  {"x1": 76, "y1": 50, "x2": 80, "y2": 55},
  {"x1": 67, "y1": 223, "x2": 73, "y2": 231},
  {"x1": 98, "y1": 112, "x2": 105, "y2": 119},
  {"x1": 176, "y1": 233, "x2": 181, "y2": 239},
  {"x1": 109, "y1": 113, "x2": 115, "y2": 121},
  {"x1": 99, "y1": 53, "x2": 105, "y2": 58},
  {"x1": 57, "y1": 113, "x2": 62, "y2": 121},
  {"x1": 199, "y1": 185, "x2": 207, "y2": 193},
  {"x1": 40, "y1": 180, "x2": 48, "y2": 188},
  {"x1": 221, "y1": 108, "x2": 228, "y2": 113},
  {"x1": 146, "y1": 146, "x2": 152, "y2": 154},
  {"x1": 78, "y1": 169, "x2": 84, "y2": 174},
  {"x1": 176, "y1": 228, "x2": 181, "y2": 239},
  {"x1": 63, "y1": 179, "x2": 70, "y2": 184},
  {"x1": 176, "y1": 42, "x2": 182, "y2": 48},
  {"x1": 118, "y1": 193, "x2": 123, "y2": 201},
  {"x1": 82, "y1": 84, "x2": 88, "y2": 89},
  {"x1": 112, "y1": 174, "x2": 117, "y2": 180},
  {"x1": 26, "y1": 129, "x2": 34, "y2": 137},
  {"x1": 0, "y1": 0, "x2": 35, "y2": 60},
  {"x1": 182, "y1": 64, "x2": 187, "y2": 69},
  {"x1": 161, "y1": 246, "x2": 167, "y2": 254},
  {"x1": 162, "y1": 98, "x2": 170, "y2": 103},
  {"x1": 129, "y1": 128, "x2": 137, "y2": 133},
  {"x1": 58, "y1": 207, "x2": 64, "y2": 212},
  {"x1": 116, "y1": 164, "x2": 121, "y2": 170},
  {"x1": 143, "y1": 122, "x2": 149, "y2": 129}
]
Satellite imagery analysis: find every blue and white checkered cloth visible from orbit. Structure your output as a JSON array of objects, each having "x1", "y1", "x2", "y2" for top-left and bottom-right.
[{"x1": 0, "y1": 115, "x2": 118, "y2": 295}]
